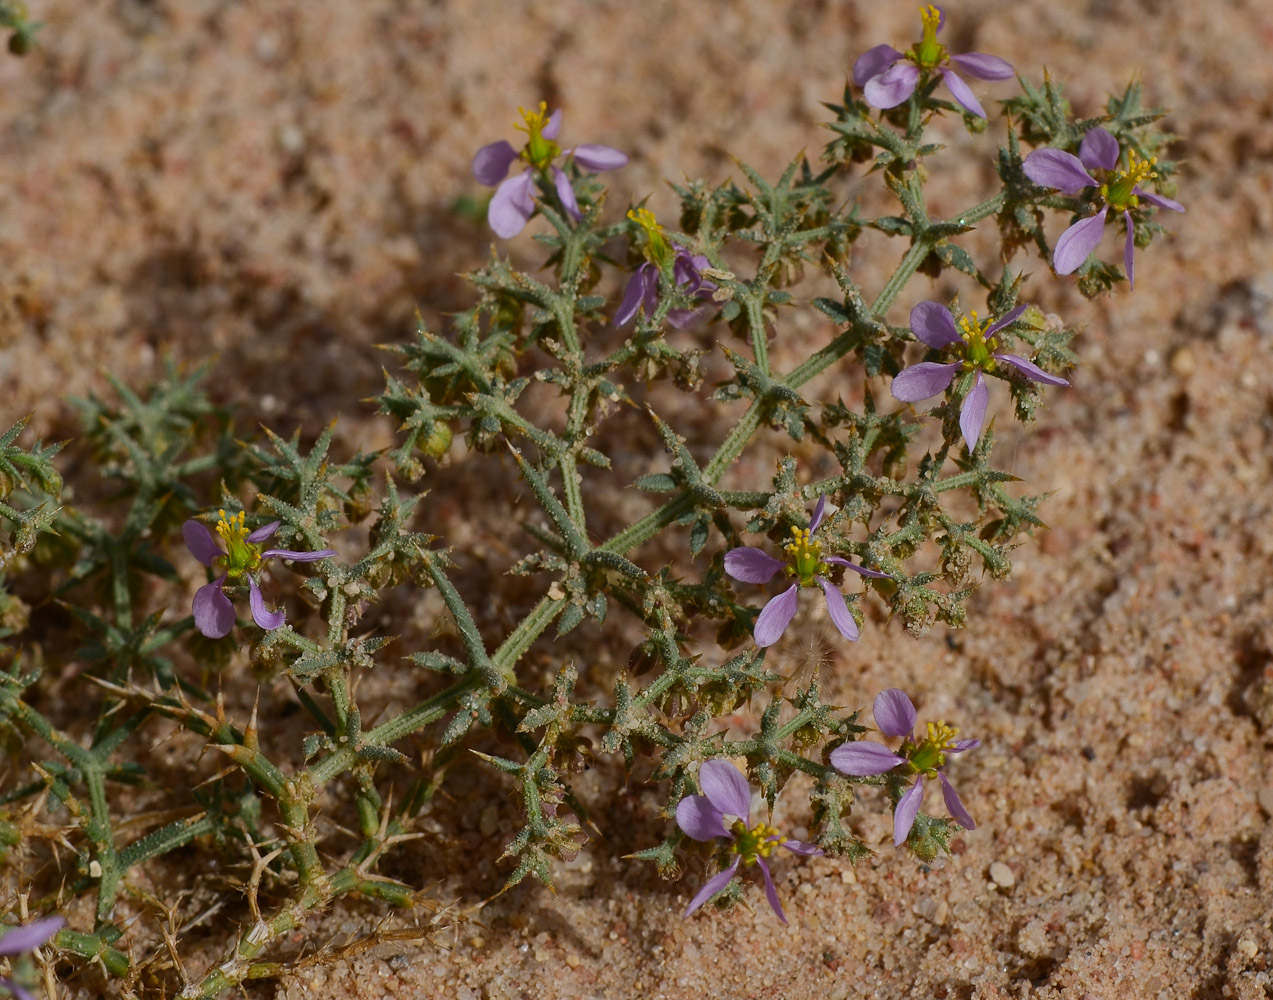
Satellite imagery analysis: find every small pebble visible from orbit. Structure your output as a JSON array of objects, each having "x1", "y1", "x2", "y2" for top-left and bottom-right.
[
  {"x1": 1236, "y1": 937, "x2": 1259, "y2": 960},
  {"x1": 1257, "y1": 785, "x2": 1273, "y2": 818},
  {"x1": 989, "y1": 861, "x2": 1016, "y2": 888}
]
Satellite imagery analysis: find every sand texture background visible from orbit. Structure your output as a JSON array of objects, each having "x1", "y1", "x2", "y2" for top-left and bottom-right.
[{"x1": 1, "y1": 1, "x2": 1272, "y2": 998}]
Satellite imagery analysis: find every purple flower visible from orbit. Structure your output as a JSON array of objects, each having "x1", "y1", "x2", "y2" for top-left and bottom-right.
[
  {"x1": 0, "y1": 916, "x2": 63, "y2": 1000},
  {"x1": 830, "y1": 688, "x2": 979, "y2": 846},
  {"x1": 891, "y1": 300, "x2": 1070, "y2": 449},
  {"x1": 615, "y1": 209, "x2": 717, "y2": 329},
  {"x1": 471, "y1": 103, "x2": 628, "y2": 238},
  {"x1": 853, "y1": 6, "x2": 1013, "y2": 119},
  {"x1": 183, "y1": 510, "x2": 335, "y2": 639},
  {"x1": 675, "y1": 759, "x2": 822, "y2": 924},
  {"x1": 1022, "y1": 126, "x2": 1184, "y2": 288},
  {"x1": 724, "y1": 495, "x2": 888, "y2": 648}
]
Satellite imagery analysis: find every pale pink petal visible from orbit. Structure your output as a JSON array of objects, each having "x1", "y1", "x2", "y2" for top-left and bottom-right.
[
  {"x1": 756, "y1": 858, "x2": 787, "y2": 925},
  {"x1": 193, "y1": 576, "x2": 235, "y2": 638},
  {"x1": 823, "y1": 556, "x2": 890, "y2": 579},
  {"x1": 938, "y1": 68, "x2": 987, "y2": 119},
  {"x1": 816, "y1": 576, "x2": 859, "y2": 641},
  {"x1": 247, "y1": 576, "x2": 285, "y2": 631},
  {"x1": 245, "y1": 520, "x2": 280, "y2": 544},
  {"x1": 940, "y1": 772, "x2": 976, "y2": 829},
  {"x1": 950, "y1": 52, "x2": 1014, "y2": 81},
  {"x1": 891, "y1": 362, "x2": 959, "y2": 403},
  {"x1": 699, "y1": 759, "x2": 751, "y2": 821},
  {"x1": 471, "y1": 140, "x2": 518, "y2": 186},
  {"x1": 683, "y1": 859, "x2": 740, "y2": 918},
  {"x1": 571, "y1": 144, "x2": 629, "y2": 172},
  {"x1": 542, "y1": 108, "x2": 563, "y2": 139},
  {"x1": 724, "y1": 546, "x2": 786, "y2": 585},
  {"x1": 984, "y1": 303, "x2": 1027, "y2": 338},
  {"x1": 552, "y1": 166, "x2": 581, "y2": 219},
  {"x1": 1053, "y1": 208, "x2": 1109, "y2": 274},
  {"x1": 959, "y1": 372, "x2": 990, "y2": 449},
  {"x1": 865, "y1": 62, "x2": 920, "y2": 109},
  {"x1": 676, "y1": 795, "x2": 730, "y2": 841},
  {"x1": 182, "y1": 520, "x2": 222, "y2": 567},
  {"x1": 0, "y1": 917, "x2": 64, "y2": 955},
  {"x1": 893, "y1": 777, "x2": 925, "y2": 846},
  {"x1": 488, "y1": 171, "x2": 536, "y2": 238},
  {"x1": 1136, "y1": 189, "x2": 1184, "y2": 213},
  {"x1": 910, "y1": 301, "x2": 961, "y2": 349},
  {"x1": 754, "y1": 584, "x2": 799, "y2": 648},
  {"x1": 1022, "y1": 149, "x2": 1096, "y2": 195},
  {"x1": 809, "y1": 493, "x2": 827, "y2": 532},
  {"x1": 1078, "y1": 127, "x2": 1119, "y2": 171},
  {"x1": 780, "y1": 838, "x2": 824, "y2": 857},
  {"x1": 829, "y1": 740, "x2": 906, "y2": 776},
  {"x1": 852, "y1": 44, "x2": 903, "y2": 86},
  {"x1": 873, "y1": 688, "x2": 916, "y2": 737},
  {"x1": 993, "y1": 354, "x2": 1070, "y2": 387},
  {"x1": 948, "y1": 738, "x2": 981, "y2": 754},
  {"x1": 614, "y1": 265, "x2": 657, "y2": 327}
]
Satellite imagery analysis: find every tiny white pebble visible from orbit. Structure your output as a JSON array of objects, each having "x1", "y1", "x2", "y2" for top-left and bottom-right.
[
  {"x1": 989, "y1": 861, "x2": 1016, "y2": 888},
  {"x1": 1237, "y1": 937, "x2": 1259, "y2": 960}
]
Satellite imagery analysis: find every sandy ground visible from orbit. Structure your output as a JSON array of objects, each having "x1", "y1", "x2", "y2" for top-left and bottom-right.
[{"x1": 2, "y1": 1, "x2": 1272, "y2": 998}]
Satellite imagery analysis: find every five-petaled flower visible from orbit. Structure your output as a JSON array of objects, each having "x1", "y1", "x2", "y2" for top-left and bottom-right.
[
  {"x1": 615, "y1": 208, "x2": 716, "y2": 329},
  {"x1": 830, "y1": 688, "x2": 979, "y2": 846},
  {"x1": 891, "y1": 300, "x2": 1070, "y2": 450},
  {"x1": 853, "y1": 5, "x2": 1014, "y2": 119},
  {"x1": 1022, "y1": 126, "x2": 1184, "y2": 288},
  {"x1": 183, "y1": 510, "x2": 335, "y2": 639},
  {"x1": 471, "y1": 103, "x2": 629, "y2": 239},
  {"x1": 0, "y1": 916, "x2": 63, "y2": 1000},
  {"x1": 676, "y1": 759, "x2": 822, "y2": 924},
  {"x1": 724, "y1": 495, "x2": 888, "y2": 648}
]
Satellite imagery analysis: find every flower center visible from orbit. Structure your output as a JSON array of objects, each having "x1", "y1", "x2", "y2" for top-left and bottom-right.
[
  {"x1": 902, "y1": 720, "x2": 960, "y2": 776},
  {"x1": 214, "y1": 509, "x2": 262, "y2": 579},
  {"x1": 958, "y1": 310, "x2": 1000, "y2": 372},
  {"x1": 1100, "y1": 148, "x2": 1158, "y2": 213},
  {"x1": 784, "y1": 526, "x2": 829, "y2": 587},
  {"x1": 730, "y1": 819, "x2": 781, "y2": 864},
  {"x1": 515, "y1": 102, "x2": 561, "y2": 171},
  {"x1": 628, "y1": 207, "x2": 673, "y2": 269},
  {"x1": 908, "y1": 5, "x2": 948, "y2": 70}
]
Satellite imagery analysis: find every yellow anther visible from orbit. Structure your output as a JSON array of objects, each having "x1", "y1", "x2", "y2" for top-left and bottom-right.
[
  {"x1": 730, "y1": 819, "x2": 781, "y2": 862},
  {"x1": 214, "y1": 509, "x2": 249, "y2": 543},
  {"x1": 925, "y1": 720, "x2": 959, "y2": 751},
  {"x1": 919, "y1": 4, "x2": 942, "y2": 28},
  {"x1": 516, "y1": 101, "x2": 551, "y2": 133}
]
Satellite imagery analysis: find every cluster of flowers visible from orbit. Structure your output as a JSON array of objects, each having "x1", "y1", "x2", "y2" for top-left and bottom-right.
[{"x1": 164, "y1": 4, "x2": 1183, "y2": 929}]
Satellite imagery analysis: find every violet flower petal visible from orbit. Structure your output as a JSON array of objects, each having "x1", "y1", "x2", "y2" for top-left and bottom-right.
[
  {"x1": 809, "y1": 493, "x2": 827, "y2": 533},
  {"x1": 893, "y1": 776, "x2": 925, "y2": 846},
  {"x1": 950, "y1": 51, "x2": 1014, "y2": 81},
  {"x1": 823, "y1": 556, "x2": 890, "y2": 579},
  {"x1": 552, "y1": 166, "x2": 581, "y2": 220},
  {"x1": 699, "y1": 759, "x2": 752, "y2": 821},
  {"x1": 245, "y1": 520, "x2": 281, "y2": 544},
  {"x1": 948, "y1": 738, "x2": 981, "y2": 754},
  {"x1": 873, "y1": 688, "x2": 917, "y2": 738},
  {"x1": 938, "y1": 67, "x2": 987, "y2": 119},
  {"x1": 182, "y1": 520, "x2": 222, "y2": 567},
  {"x1": 488, "y1": 171, "x2": 536, "y2": 239},
  {"x1": 940, "y1": 772, "x2": 976, "y2": 829},
  {"x1": 1022, "y1": 149, "x2": 1096, "y2": 195},
  {"x1": 1136, "y1": 189, "x2": 1185, "y2": 213},
  {"x1": 1053, "y1": 207, "x2": 1109, "y2": 275},
  {"x1": 865, "y1": 61, "x2": 920, "y2": 109},
  {"x1": 248, "y1": 576, "x2": 286, "y2": 631},
  {"x1": 614, "y1": 265, "x2": 656, "y2": 327},
  {"x1": 542, "y1": 108, "x2": 563, "y2": 140},
  {"x1": 193, "y1": 576, "x2": 235, "y2": 639},
  {"x1": 753, "y1": 584, "x2": 799, "y2": 648},
  {"x1": 816, "y1": 576, "x2": 859, "y2": 642},
  {"x1": 1123, "y1": 208, "x2": 1136, "y2": 289},
  {"x1": 471, "y1": 140, "x2": 518, "y2": 186},
  {"x1": 984, "y1": 303, "x2": 1027, "y2": 338},
  {"x1": 780, "y1": 838, "x2": 825, "y2": 857},
  {"x1": 665, "y1": 305, "x2": 712, "y2": 330},
  {"x1": 683, "y1": 859, "x2": 740, "y2": 918},
  {"x1": 891, "y1": 362, "x2": 959, "y2": 403},
  {"x1": 960, "y1": 371, "x2": 990, "y2": 449},
  {"x1": 829, "y1": 740, "x2": 906, "y2": 776},
  {"x1": 993, "y1": 353, "x2": 1070, "y2": 386},
  {"x1": 1078, "y1": 126, "x2": 1119, "y2": 172},
  {"x1": 852, "y1": 44, "x2": 902, "y2": 86},
  {"x1": 0, "y1": 917, "x2": 64, "y2": 955},
  {"x1": 724, "y1": 546, "x2": 786, "y2": 585},
  {"x1": 571, "y1": 144, "x2": 629, "y2": 172},
  {"x1": 910, "y1": 301, "x2": 962, "y2": 349},
  {"x1": 6, "y1": 981, "x2": 37, "y2": 1000},
  {"x1": 676, "y1": 794, "x2": 731, "y2": 841},
  {"x1": 756, "y1": 858, "x2": 787, "y2": 925},
  {"x1": 260, "y1": 547, "x2": 336, "y2": 563}
]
